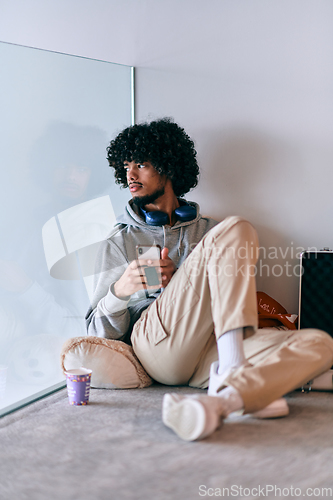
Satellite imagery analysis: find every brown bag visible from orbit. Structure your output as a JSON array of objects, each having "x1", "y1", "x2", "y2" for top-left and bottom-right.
[{"x1": 257, "y1": 291, "x2": 297, "y2": 330}]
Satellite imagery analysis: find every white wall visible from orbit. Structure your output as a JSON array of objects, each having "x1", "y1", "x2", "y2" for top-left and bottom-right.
[{"x1": 1, "y1": 0, "x2": 333, "y2": 312}]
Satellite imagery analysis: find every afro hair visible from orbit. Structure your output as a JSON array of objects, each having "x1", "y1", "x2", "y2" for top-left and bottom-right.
[{"x1": 106, "y1": 118, "x2": 199, "y2": 197}]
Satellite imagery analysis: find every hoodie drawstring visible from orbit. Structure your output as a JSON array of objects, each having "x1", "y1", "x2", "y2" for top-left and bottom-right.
[
  {"x1": 163, "y1": 225, "x2": 184, "y2": 256},
  {"x1": 162, "y1": 225, "x2": 166, "y2": 249},
  {"x1": 178, "y1": 226, "x2": 184, "y2": 256}
]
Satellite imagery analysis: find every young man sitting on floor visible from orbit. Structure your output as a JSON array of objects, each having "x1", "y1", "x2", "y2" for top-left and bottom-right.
[{"x1": 86, "y1": 118, "x2": 333, "y2": 441}]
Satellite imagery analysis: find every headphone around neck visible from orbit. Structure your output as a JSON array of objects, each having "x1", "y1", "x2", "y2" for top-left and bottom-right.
[{"x1": 140, "y1": 201, "x2": 196, "y2": 226}]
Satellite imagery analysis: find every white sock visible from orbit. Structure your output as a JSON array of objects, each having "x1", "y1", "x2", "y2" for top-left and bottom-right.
[{"x1": 217, "y1": 327, "x2": 246, "y2": 375}]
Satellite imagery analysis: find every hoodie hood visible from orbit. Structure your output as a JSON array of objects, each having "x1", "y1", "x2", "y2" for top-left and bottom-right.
[
  {"x1": 113, "y1": 199, "x2": 218, "y2": 263},
  {"x1": 116, "y1": 199, "x2": 203, "y2": 256},
  {"x1": 116, "y1": 199, "x2": 201, "y2": 230}
]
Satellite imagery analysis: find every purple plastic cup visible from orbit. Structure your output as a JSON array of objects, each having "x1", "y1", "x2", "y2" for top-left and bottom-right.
[{"x1": 65, "y1": 368, "x2": 92, "y2": 406}]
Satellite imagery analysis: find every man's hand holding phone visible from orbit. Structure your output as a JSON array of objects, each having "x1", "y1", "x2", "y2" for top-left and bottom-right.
[
  {"x1": 136, "y1": 245, "x2": 162, "y2": 291},
  {"x1": 113, "y1": 245, "x2": 176, "y2": 298}
]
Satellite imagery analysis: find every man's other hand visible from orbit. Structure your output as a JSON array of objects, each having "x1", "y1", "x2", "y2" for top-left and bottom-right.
[{"x1": 159, "y1": 247, "x2": 176, "y2": 288}]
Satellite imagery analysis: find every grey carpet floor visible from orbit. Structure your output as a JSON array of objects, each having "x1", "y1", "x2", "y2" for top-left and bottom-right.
[{"x1": 0, "y1": 385, "x2": 333, "y2": 500}]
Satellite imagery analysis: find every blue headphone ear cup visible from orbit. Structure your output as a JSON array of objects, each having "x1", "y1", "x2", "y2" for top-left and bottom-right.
[
  {"x1": 175, "y1": 205, "x2": 196, "y2": 222},
  {"x1": 141, "y1": 203, "x2": 196, "y2": 226},
  {"x1": 143, "y1": 210, "x2": 169, "y2": 226}
]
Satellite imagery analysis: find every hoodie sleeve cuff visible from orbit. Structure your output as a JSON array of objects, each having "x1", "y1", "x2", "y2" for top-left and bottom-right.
[{"x1": 101, "y1": 283, "x2": 130, "y2": 314}]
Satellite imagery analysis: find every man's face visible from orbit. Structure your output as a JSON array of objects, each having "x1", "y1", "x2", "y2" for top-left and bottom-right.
[{"x1": 124, "y1": 161, "x2": 167, "y2": 207}]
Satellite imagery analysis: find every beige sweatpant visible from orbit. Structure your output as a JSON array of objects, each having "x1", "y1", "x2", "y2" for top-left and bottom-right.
[{"x1": 131, "y1": 216, "x2": 333, "y2": 413}]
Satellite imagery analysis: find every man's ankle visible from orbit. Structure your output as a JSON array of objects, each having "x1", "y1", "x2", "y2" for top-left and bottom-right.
[
  {"x1": 217, "y1": 327, "x2": 246, "y2": 375},
  {"x1": 216, "y1": 386, "x2": 244, "y2": 415}
]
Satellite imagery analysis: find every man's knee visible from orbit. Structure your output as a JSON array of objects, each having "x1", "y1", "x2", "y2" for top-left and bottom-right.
[
  {"x1": 204, "y1": 216, "x2": 257, "y2": 246},
  {"x1": 200, "y1": 216, "x2": 259, "y2": 266},
  {"x1": 290, "y1": 328, "x2": 333, "y2": 350}
]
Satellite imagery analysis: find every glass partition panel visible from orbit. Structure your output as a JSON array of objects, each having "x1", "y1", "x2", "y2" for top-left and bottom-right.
[{"x1": 0, "y1": 42, "x2": 133, "y2": 416}]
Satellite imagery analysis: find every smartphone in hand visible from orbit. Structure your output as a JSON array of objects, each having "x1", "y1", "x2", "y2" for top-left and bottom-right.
[{"x1": 136, "y1": 244, "x2": 161, "y2": 287}]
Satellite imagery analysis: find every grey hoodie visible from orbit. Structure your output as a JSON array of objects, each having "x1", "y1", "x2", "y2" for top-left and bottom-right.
[{"x1": 85, "y1": 199, "x2": 218, "y2": 343}]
